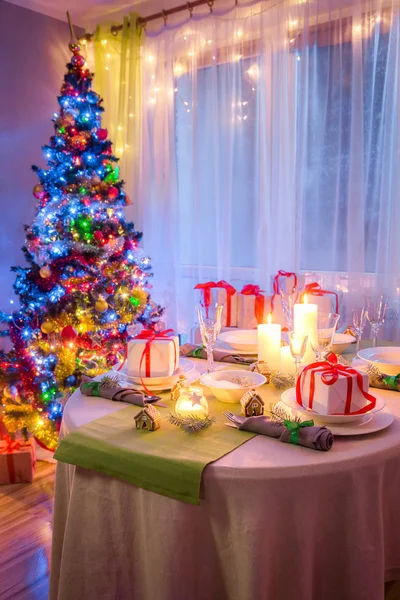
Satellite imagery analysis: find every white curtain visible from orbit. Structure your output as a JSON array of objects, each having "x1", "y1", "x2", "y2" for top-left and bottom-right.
[{"x1": 94, "y1": 0, "x2": 400, "y2": 337}]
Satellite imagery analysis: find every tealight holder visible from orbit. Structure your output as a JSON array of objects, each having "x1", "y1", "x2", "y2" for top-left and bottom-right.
[{"x1": 175, "y1": 386, "x2": 209, "y2": 419}]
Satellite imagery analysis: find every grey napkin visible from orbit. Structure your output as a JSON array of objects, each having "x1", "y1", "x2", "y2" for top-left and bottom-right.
[
  {"x1": 237, "y1": 415, "x2": 333, "y2": 451},
  {"x1": 180, "y1": 343, "x2": 255, "y2": 365},
  {"x1": 80, "y1": 377, "x2": 146, "y2": 406}
]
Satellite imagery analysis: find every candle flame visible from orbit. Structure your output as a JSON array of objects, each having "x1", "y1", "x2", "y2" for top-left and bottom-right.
[
  {"x1": 267, "y1": 313, "x2": 272, "y2": 324},
  {"x1": 304, "y1": 294, "x2": 308, "y2": 305}
]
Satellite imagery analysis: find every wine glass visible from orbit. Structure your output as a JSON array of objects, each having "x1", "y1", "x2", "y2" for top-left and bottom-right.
[
  {"x1": 310, "y1": 312, "x2": 340, "y2": 362},
  {"x1": 352, "y1": 308, "x2": 367, "y2": 352},
  {"x1": 280, "y1": 289, "x2": 297, "y2": 330},
  {"x1": 288, "y1": 331, "x2": 308, "y2": 381},
  {"x1": 365, "y1": 296, "x2": 388, "y2": 347},
  {"x1": 196, "y1": 303, "x2": 223, "y2": 373}
]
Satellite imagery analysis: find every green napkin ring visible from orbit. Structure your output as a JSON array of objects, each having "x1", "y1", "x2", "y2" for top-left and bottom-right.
[{"x1": 283, "y1": 419, "x2": 315, "y2": 444}]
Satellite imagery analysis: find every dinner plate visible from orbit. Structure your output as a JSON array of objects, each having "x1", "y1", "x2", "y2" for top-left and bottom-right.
[
  {"x1": 280, "y1": 387, "x2": 386, "y2": 424},
  {"x1": 214, "y1": 340, "x2": 258, "y2": 356},
  {"x1": 274, "y1": 400, "x2": 394, "y2": 437},
  {"x1": 332, "y1": 333, "x2": 356, "y2": 354},
  {"x1": 217, "y1": 329, "x2": 258, "y2": 353},
  {"x1": 113, "y1": 358, "x2": 197, "y2": 390},
  {"x1": 358, "y1": 346, "x2": 400, "y2": 376}
]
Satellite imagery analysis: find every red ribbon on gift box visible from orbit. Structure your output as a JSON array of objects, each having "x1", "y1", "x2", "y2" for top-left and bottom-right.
[
  {"x1": 194, "y1": 280, "x2": 236, "y2": 326},
  {"x1": 0, "y1": 436, "x2": 34, "y2": 484},
  {"x1": 300, "y1": 282, "x2": 339, "y2": 314},
  {"x1": 240, "y1": 285, "x2": 265, "y2": 324},
  {"x1": 271, "y1": 270, "x2": 298, "y2": 311},
  {"x1": 119, "y1": 329, "x2": 177, "y2": 394},
  {"x1": 296, "y1": 355, "x2": 376, "y2": 415}
]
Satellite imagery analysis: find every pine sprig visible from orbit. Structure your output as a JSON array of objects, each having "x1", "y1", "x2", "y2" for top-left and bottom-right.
[
  {"x1": 366, "y1": 363, "x2": 385, "y2": 383},
  {"x1": 271, "y1": 372, "x2": 295, "y2": 390},
  {"x1": 167, "y1": 412, "x2": 216, "y2": 433},
  {"x1": 268, "y1": 403, "x2": 301, "y2": 424}
]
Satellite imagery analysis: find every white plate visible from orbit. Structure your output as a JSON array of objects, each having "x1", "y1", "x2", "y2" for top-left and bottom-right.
[
  {"x1": 358, "y1": 346, "x2": 400, "y2": 376},
  {"x1": 113, "y1": 358, "x2": 197, "y2": 390},
  {"x1": 332, "y1": 333, "x2": 356, "y2": 354},
  {"x1": 217, "y1": 329, "x2": 258, "y2": 352},
  {"x1": 274, "y1": 400, "x2": 394, "y2": 437},
  {"x1": 214, "y1": 340, "x2": 258, "y2": 356},
  {"x1": 280, "y1": 387, "x2": 385, "y2": 424}
]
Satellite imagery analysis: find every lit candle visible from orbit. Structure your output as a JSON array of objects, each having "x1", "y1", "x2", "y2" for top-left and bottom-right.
[
  {"x1": 280, "y1": 345, "x2": 296, "y2": 375},
  {"x1": 293, "y1": 295, "x2": 318, "y2": 364},
  {"x1": 257, "y1": 314, "x2": 281, "y2": 371},
  {"x1": 175, "y1": 386, "x2": 209, "y2": 419}
]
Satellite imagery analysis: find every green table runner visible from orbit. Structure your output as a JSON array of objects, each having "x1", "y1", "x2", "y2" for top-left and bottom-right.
[{"x1": 54, "y1": 400, "x2": 256, "y2": 505}]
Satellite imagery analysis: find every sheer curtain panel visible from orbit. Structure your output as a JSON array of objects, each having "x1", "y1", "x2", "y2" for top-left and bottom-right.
[{"x1": 94, "y1": 0, "x2": 400, "y2": 336}]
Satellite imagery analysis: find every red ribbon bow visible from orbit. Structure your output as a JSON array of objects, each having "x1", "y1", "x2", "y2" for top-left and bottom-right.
[
  {"x1": 119, "y1": 329, "x2": 177, "y2": 394},
  {"x1": 271, "y1": 270, "x2": 298, "y2": 311},
  {"x1": 301, "y1": 283, "x2": 339, "y2": 314},
  {"x1": 296, "y1": 355, "x2": 376, "y2": 415},
  {"x1": 194, "y1": 281, "x2": 236, "y2": 325},
  {"x1": 0, "y1": 435, "x2": 22, "y2": 453},
  {"x1": 240, "y1": 285, "x2": 265, "y2": 324}
]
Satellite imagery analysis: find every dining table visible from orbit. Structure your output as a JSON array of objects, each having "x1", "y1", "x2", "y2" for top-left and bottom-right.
[{"x1": 49, "y1": 344, "x2": 400, "y2": 600}]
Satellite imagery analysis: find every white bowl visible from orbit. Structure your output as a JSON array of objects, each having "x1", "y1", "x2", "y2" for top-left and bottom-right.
[
  {"x1": 217, "y1": 330, "x2": 258, "y2": 352},
  {"x1": 357, "y1": 346, "x2": 400, "y2": 376},
  {"x1": 332, "y1": 333, "x2": 356, "y2": 354},
  {"x1": 200, "y1": 369, "x2": 266, "y2": 403}
]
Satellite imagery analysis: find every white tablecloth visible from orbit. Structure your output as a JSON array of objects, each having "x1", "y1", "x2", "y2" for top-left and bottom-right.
[{"x1": 50, "y1": 360, "x2": 400, "y2": 600}]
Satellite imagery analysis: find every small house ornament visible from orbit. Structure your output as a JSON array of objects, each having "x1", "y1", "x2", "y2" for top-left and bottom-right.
[
  {"x1": 250, "y1": 361, "x2": 272, "y2": 382},
  {"x1": 134, "y1": 405, "x2": 161, "y2": 431},
  {"x1": 240, "y1": 389, "x2": 265, "y2": 417},
  {"x1": 171, "y1": 374, "x2": 190, "y2": 402}
]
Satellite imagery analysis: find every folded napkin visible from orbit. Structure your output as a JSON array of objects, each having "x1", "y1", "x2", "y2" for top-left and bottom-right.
[
  {"x1": 80, "y1": 376, "x2": 147, "y2": 406},
  {"x1": 236, "y1": 415, "x2": 333, "y2": 451},
  {"x1": 180, "y1": 343, "x2": 255, "y2": 365}
]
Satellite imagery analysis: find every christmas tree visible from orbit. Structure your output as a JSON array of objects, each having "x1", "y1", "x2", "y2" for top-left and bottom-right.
[{"x1": 0, "y1": 42, "x2": 162, "y2": 451}]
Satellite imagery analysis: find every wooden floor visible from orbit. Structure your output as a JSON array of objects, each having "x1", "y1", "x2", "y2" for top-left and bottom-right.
[{"x1": 0, "y1": 461, "x2": 399, "y2": 600}]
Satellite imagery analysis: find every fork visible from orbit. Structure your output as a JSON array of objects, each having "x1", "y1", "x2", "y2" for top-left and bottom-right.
[{"x1": 223, "y1": 411, "x2": 242, "y2": 427}]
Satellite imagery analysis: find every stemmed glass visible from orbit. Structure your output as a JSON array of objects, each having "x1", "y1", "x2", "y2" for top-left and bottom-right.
[
  {"x1": 196, "y1": 303, "x2": 224, "y2": 373},
  {"x1": 280, "y1": 289, "x2": 297, "y2": 330},
  {"x1": 352, "y1": 308, "x2": 367, "y2": 352},
  {"x1": 365, "y1": 296, "x2": 388, "y2": 347},
  {"x1": 288, "y1": 332, "x2": 308, "y2": 381},
  {"x1": 310, "y1": 312, "x2": 340, "y2": 362}
]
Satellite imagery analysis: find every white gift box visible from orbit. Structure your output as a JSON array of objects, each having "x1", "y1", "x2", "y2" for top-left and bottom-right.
[
  {"x1": 127, "y1": 335, "x2": 179, "y2": 378},
  {"x1": 304, "y1": 290, "x2": 343, "y2": 315},
  {"x1": 269, "y1": 295, "x2": 287, "y2": 328},
  {"x1": 271, "y1": 273, "x2": 305, "y2": 294},
  {"x1": 195, "y1": 283, "x2": 237, "y2": 328},
  {"x1": 237, "y1": 292, "x2": 269, "y2": 329},
  {"x1": 299, "y1": 367, "x2": 371, "y2": 415}
]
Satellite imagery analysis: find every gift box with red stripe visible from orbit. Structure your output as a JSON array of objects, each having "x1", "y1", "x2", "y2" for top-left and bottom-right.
[{"x1": 0, "y1": 437, "x2": 36, "y2": 485}]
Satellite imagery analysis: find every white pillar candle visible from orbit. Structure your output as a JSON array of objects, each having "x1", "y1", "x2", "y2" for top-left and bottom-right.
[
  {"x1": 293, "y1": 295, "x2": 318, "y2": 365},
  {"x1": 257, "y1": 314, "x2": 281, "y2": 371},
  {"x1": 280, "y1": 346, "x2": 296, "y2": 375}
]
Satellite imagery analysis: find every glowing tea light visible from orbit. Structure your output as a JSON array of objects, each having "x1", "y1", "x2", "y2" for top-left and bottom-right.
[
  {"x1": 293, "y1": 294, "x2": 318, "y2": 365},
  {"x1": 175, "y1": 386, "x2": 209, "y2": 419},
  {"x1": 257, "y1": 314, "x2": 281, "y2": 371}
]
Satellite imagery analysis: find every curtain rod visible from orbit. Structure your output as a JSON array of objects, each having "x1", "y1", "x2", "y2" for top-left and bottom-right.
[{"x1": 79, "y1": 0, "x2": 218, "y2": 41}]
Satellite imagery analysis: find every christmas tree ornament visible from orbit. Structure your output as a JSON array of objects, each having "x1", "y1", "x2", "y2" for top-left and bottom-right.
[
  {"x1": 71, "y1": 54, "x2": 85, "y2": 67},
  {"x1": 41, "y1": 320, "x2": 57, "y2": 334},
  {"x1": 95, "y1": 295, "x2": 108, "y2": 313},
  {"x1": 68, "y1": 42, "x2": 80, "y2": 53},
  {"x1": 61, "y1": 325, "x2": 78, "y2": 345},
  {"x1": 39, "y1": 265, "x2": 52, "y2": 278},
  {"x1": 65, "y1": 374, "x2": 78, "y2": 387},
  {"x1": 107, "y1": 186, "x2": 119, "y2": 200},
  {"x1": 33, "y1": 184, "x2": 45, "y2": 199},
  {"x1": 96, "y1": 128, "x2": 108, "y2": 141},
  {"x1": 87, "y1": 91, "x2": 100, "y2": 104},
  {"x1": 106, "y1": 285, "x2": 114, "y2": 294},
  {"x1": 3, "y1": 385, "x2": 18, "y2": 399}
]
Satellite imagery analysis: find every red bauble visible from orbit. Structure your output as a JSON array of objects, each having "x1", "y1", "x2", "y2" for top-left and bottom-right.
[
  {"x1": 107, "y1": 186, "x2": 119, "y2": 200},
  {"x1": 61, "y1": 325, "x2": 78, "y2": 345},
  {"x1": 106, "y1": 285, "x2": 114, "y2": 294},
  {"x1": 71, "y1": 55, "x2": 85, "y2": 68},
  {"x1": 33, "y1": 184, "x2": 45, "y2": 199},
  {"x1": 96, "y1": 128, "x2": 108, "y2": 141},
  {"x1": 93, "y1": 230, "x2": 104, "y2": 243}
]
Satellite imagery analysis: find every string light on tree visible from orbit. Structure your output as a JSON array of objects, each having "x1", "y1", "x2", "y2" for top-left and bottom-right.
[{"x1": 0, "y1": 39, "x2": 163, "y2": 451}]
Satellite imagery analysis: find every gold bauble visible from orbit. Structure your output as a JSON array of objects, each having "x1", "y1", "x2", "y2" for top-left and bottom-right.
[
  {"x1": 95, "y1": 295, "x2": 108, "y2": 313},
  {"x1": 41, "y1": 320, "x2": 56, "y2": 334},
  {"x1": 39, "y1": 265, "x2": 52, "y2": 279}
]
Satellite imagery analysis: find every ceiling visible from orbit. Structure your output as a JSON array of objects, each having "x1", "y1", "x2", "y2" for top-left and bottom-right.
[{"x1": 2, "y1": 0, "x2": 174, "y2": 28}]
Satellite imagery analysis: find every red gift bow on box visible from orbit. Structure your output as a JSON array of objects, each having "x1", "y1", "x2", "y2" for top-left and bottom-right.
[
  {"x1": 296, "y1": 355, "x2": 376, "y2": 415},
  {"x1": 119, "y1": 329, "x2": 177, "y2": 394},
  {"x1": 0, "y1": 436, "x2": 33, "y2": 484},
  {"x1": 240, "y1": 284, "x2": 265, "y2": 324},
  {"x1": 300, "y1": 282, "x2": 339, "y2": 314},
  {"x1": 271, "y1": 270, "x2": 298, "y2": 311},
  {"x1": 194, "y1": 280, "x2": 236, "y2": 326}
]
